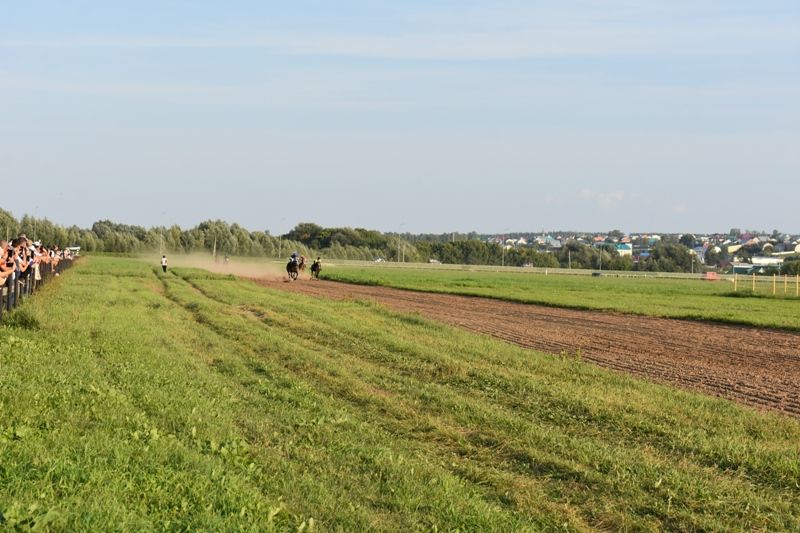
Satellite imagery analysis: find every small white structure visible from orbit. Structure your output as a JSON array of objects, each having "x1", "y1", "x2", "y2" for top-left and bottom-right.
[{"x1": 751, "y1": 256, "x2": 783, "y2": 268}]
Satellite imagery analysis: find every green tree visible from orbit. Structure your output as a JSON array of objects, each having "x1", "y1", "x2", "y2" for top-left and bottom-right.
[
  {"x1": 704, "y1": 248, "x2": 721, "y2": 267},
  {"x1": 679, "y1": 234, "x2": 696, "y2": 248},
  {"x1": 634, "y1": 242, "x2": 693, "y2": 272}
]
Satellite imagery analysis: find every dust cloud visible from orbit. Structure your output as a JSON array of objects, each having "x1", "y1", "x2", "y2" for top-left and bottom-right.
[{"x1": 153, "y1": 253, "x2": 303, "y2": 282}]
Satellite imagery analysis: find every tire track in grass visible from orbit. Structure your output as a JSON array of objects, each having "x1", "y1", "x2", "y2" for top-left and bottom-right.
[
  {"x1": 167, "y1": 275, "x2": 627, "y2": 529},
  {"x1": 159, "y1": 272, "x2": 576, "y2": 531},
  {"x1": 177, "y1": 274, "x2": 800, "y2": 527}
]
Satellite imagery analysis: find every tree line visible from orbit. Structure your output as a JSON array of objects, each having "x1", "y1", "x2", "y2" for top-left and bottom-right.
[
  {"x1": 0, "y1": 211, "x2": 704, "y2": 272},
  {"x1": 0, "y1": 211, "x2": 390, "y2": 261},
  {"x1": 411, "y1": 240, "x2": 695, "y2": 272}
]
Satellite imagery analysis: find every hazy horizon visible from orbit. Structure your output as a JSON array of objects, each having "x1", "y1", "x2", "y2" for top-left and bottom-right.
[{"x1": 2, "y1": 1, "x2": 798, "y2": 234}]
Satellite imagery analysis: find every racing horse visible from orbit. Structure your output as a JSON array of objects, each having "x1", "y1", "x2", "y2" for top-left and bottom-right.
[
  {"x1": 310, "y1": 258, "x2": 321, "y2": 279},
  {"x1": 286, "y1": 255, "x2": 306, "y2": 280}
]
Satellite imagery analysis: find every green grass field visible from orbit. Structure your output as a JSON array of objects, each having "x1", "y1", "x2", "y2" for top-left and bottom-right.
[
  {"x1": 323, "y1": 265, "x2": 800, "y2": 330},
  {"x1": 2, "y1": 256, "x2": 799, "y2": 530}
]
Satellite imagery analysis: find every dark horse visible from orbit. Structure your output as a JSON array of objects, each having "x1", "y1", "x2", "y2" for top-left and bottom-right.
[
  {"x1": 286, "y1": 256, "x2": 306, "y2": 280},
  {"x1": 310, "y1": 259, "x2": 321, "y2": 279}
]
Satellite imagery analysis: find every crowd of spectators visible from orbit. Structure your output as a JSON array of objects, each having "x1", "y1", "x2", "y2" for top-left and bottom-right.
[{"x1": 1, "y1": 233, "x2": 75, "y2": 302}]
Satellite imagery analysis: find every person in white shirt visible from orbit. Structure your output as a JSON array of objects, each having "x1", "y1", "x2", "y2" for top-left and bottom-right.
[{"x1": 161, "y1": 255, "x2": 168, "y2": 273}]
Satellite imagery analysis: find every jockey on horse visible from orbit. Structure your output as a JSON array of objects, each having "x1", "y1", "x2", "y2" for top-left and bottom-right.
[
  {"x1": 310, "y1": 257, "x2": 322, "y2": 279},
  {"x1": 286, "y1": 252, "x2": 306, "y2": 280}
]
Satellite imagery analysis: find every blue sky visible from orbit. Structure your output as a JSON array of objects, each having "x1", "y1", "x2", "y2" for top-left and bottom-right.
[{"x1": 1, "y1": 1, "x2": 798, "y2": 233}]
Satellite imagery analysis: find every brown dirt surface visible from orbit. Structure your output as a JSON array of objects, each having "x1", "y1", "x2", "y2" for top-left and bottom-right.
[{"x1": 255, "y1": 278, "x2": 800, "y2": 418}]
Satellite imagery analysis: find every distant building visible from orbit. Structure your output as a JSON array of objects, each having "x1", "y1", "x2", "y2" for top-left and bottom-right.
[
  {"x1": 545, "y1": 236, "x2": 561, "y2": 249},
  {"x1": 615, "y1": 243, "x2": 633, "y2": 257},
  {"x1": 752, "y1": 256, "x2": 784, "y2": 268},
  {"x1": 733, "y1": 256, "x2": 784, "y2": 274},
  {"x1": 693, "y1": 246, "x2": 706, "y2": 263}
]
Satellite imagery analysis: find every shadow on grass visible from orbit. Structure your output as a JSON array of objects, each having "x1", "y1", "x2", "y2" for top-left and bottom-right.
[
  {"x1": 721, "y1": 291, "x2": 800, "y2": 300},
  {"x1": 3, "y1": 307, "x2": 41, "y2": 330}
]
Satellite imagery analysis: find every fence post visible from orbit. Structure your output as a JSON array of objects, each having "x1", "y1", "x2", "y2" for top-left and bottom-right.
[
  {"x1": 797, "y1": 274, "x2": 799, "y2": 298},
  {"x1": 733, "y1": 273, "x2": 737, "y2": 292},
  {"x1": 785, "y1": 275, "x2": 788, "y2": 296},
  {"x1": 773, "y1": 274, "x2": 776, "y2": 296},
  {"x1": 752, "y1": 273, "x2": 756, "y2": 293}
]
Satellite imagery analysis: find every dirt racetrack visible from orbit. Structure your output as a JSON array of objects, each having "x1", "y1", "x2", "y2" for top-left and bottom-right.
[{"x1": 257, "y1": 278, "x2": 800, "y2": 418}]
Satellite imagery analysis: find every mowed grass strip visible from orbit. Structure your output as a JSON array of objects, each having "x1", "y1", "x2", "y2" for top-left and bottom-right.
[
  {"x1": 0, "y1": 257, "x2": 797, "y2": 531},
  {"x1": 323, "y1": 265, "x2": 800, "y2": 330}
]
